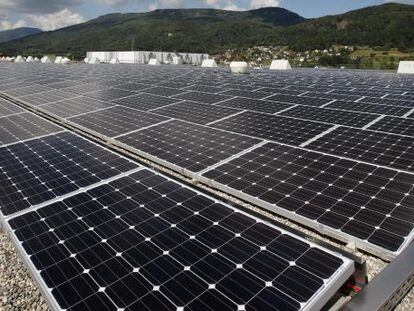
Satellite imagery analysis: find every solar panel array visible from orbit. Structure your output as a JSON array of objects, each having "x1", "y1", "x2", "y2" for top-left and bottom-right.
[
  {"x1": 0, "y1": 89, "x2": 353, "y2": 310},
  {"x1": 1, "y1": 63, "x2": 414, "y2": 260}
]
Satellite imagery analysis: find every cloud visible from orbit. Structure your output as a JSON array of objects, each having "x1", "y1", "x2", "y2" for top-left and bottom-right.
[
  {"x1": 250, "y1": 0, "x2": 280, "y2": 9},
  {"x1": 0, "y1": 0, "x2": 85, "y2": 14},
  {"x1": 0, "y1": 19, "x2": 27, "y2": 30},
  {"x1": 25, "y1": 8, "x2": 85, "y2": 30},
  {"x1": 148, "y1": 0, "x2": 183, "y2": 10},
  {"x1": 97, "y1": 0, "x2": 128, "y2": 7}
]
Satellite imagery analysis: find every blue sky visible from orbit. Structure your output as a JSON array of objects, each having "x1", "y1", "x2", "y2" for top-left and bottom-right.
[{"x1": 0, "y1": 0, "x2": 413, "y2": 31}]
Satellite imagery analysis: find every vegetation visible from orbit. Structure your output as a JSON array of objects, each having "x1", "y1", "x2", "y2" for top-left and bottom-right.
[
  {"x1": 0, "y1": 27, "x2": 42, "y2": 44},
  {"x1": 0, "y1": 3, "x2": 413, "y2": 69}
]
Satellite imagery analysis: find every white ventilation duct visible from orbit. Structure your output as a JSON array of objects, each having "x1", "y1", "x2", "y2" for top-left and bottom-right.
[
  {"x1": 229, "y1": 61, "x2": 250, "y2": 74},
  {"x1": 88, "y1": 57, "x2": 101, "y2": 64},
  {"x1": 398, "y1": 61, "x2": 414, "y2": 74},
  {"x1": 270, "y1": 59, "x2": 292, "y2": 70},
  {"x1": 201, "y1": 59, "x2": 218, "y2": 68},
  {"x1": 148, "y1": 58, "x2": 160, "y2": 65},
  {"x1": 84, "y1": 57, "x2": 90, "y2": 63},
  {"x1": 15, "y1": 55, "x2": 25, "y2": 63},
  {"x1": 26, "y1": 56, "x2": 34, "y2": 63},
  {"x1": 109, "y1": 58, "x2": 120, "y2": 64},
  {"x1": 34, "y1": 57, "x2": 40, "y2": 62},
  {"x1": 172, "y1": 56, "x2": 183, "y2": 65}
]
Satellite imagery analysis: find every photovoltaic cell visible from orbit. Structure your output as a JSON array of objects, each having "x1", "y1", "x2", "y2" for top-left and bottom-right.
[
  {"x1": 280, "y1": 105, "x2": 379, "y2": 128},
  {"x1": 172, "y1": 91, "x2": 233, "y2": 104},
  {"x1": 212, "y1": 111, "x2": 333, "y2": 145},
  {"x1": 0, "y1": 131, "x2": 138, "y2": 216},
  {"x1": 0, "y1": 98, "x2": 25, "y2": 117},
  {"x1": 112, "y1": 93, "x2": 182, "y2": 111},
  {"x1": 307, "y1": 126, "x2": 414, "y2": 173},
  {"x1": 266, "y1": 94, "x2": 331, "y2": 107},
  {"x1": 19, "y1": 90, "x2": 79, "y2": 106},
  {"x1": 117, "y1": 120, "x2": 261, "y2": 172},
  {"x1": 325, "y1": 100, "x2": 411, "y2": 117},
  {"x1": 7, "y1": 169, "x2": 353, "y2": 311},
  {"x1": 144, "y1": 86, "x2": 186, "y2": 97},
  {"x1": 202, "y1": 142, "x2": 414, "y2": 256},
  {"x1": 67, "y1": 106, "x2": 169, "y2": 138},
  {"x1": 0, "y1": 112, "x2": 62, "y2": 146},
  {"x1": 215, "y1": 97, "x2": 293, "y2": 114},
  {"x1": 38, "y1": 96, "x2": 115, "y2": 119},
  {"x1": 84, "y1": 88, "x2": 136, "y2": 101},
  {"x1": 152, "y1": 101, "x2": 241, "y2": 125},
  {"x1": 368, "y1": 116, "x2": 414, "y2": 137}
]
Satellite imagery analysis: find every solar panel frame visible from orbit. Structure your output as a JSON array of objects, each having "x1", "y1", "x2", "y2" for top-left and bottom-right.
[{"x1": 0, "y1": 98, "x2": 25, "y2": 117}]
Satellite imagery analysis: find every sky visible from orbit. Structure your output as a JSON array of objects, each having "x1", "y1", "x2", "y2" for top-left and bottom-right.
[{"x1": 0, "y1": 0, "x2": 413, "y2": 32}]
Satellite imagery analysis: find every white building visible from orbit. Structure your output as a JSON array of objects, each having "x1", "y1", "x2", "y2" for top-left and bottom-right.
[{"x1": 86, "y1": 51, "x2": 208, "y2": 65}]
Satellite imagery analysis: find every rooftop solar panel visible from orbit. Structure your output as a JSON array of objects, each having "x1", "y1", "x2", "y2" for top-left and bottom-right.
[
  {"x1": 359, "y1": 97, "x2": 414, "y2": 108},
  {"x1": 266, "y1": 94, "x2": 331, "y2": 107},
  {"x1": 307, "y1": 126, "x2": 414, "y2": 173},
  {"x1": 324, "y1": 100, "x2": 412, "y2": 117},
  {"x1": 279, "y1": 105, "x2": 380, "y2": 128},
  {"x1": 3, "y1": 85, "x2": 52, "y2": 98},
  {"x1": 6, "y1": 169, "x2": 353, "y2": 311},
  {"x1": 152, "y1": 101, "x2": 242, "y2": 125},
  {"x1": 201, "y1": 142, "x2": 414, "y2": 258},
  {"x1": 112, "y1": 93, "x2": 182, "y2": 111},
  {"x1": 19, "y1": 90, "x2": 79, "y2": 106},
  {"x1": 0, "y1": 112, "x2": 62, "y2": 146},
  {"x1": 219, "y1": 89, "x2": 272, "y2": 99},
  {"x1": 367, "y1": 116, "x2": 414, "y2": 137},
  {"x1": 0, "y1": 98, "x2": 25, "y2": 117},
  {"x1": 144, "y1": 86, "x2": 186, "y2": 97},
  {"x1": 38, "y1": 96, "x2": 115, "y2": 119},
  {"x1": 172, "y1": 91, "x2": 233, "y2": 104},
  {"x1": 117, "y1": 120, "x2": 262, "y2": 173},
  {"x1": 115, "y1": 83, "x2": 152, "y2": 93},
  {"x1": 212, "y1": 111, "x2": 334, "y2": 145},
  {"x1": 215, "y1": 97, "x2": 294, "y2": 114},
  {"x1": 67, "y1": 106, "x2": 169, "y2": 138},
  {"x1": 0, "y1": 131, "x2": 138, "y2": 216},
  {"x1": 84, "y1": 88, "x2": 137, "y2": 101}
]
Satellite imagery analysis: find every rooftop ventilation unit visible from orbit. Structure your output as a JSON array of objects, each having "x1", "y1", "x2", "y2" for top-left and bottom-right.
[
  {"x1": 148, "y1": 58, "x2": 160, "y2": 65},
  {"x1": 34, "y1": 57, "x2": 40, "y2": 62},
  {"x1": 15, "y1": 55, "x2": 25, "y2": 63},
  {"x1": 398, "y1": 61, "x2": 414, "y2": 74},
  {"x1": 88, "y1": 57, "x2": 101, "y2": 64},
  {"x1": 41, "y1": 56, "x2": 52, "y2": 63},
  {"x1": 84, "y1": 57, "x2": 90, "y2": 63},
  {"x1": 61, "y1": 57, "x2": 71, "y2": 64},
  {"x1": 54, "y1": 56, "x2": 63, "y2": 64},
  {"x1": 201, "y1": 59, "x2": 218, "y2": 68},
  {"x1": 26, "y1": 56, "x2": 34, "y2": 63},
  {"x1": 109, "y1": 58, "x2": 120, "y2": 64},
  {"x1": 270, "y1": 59, "x2": 292, "y2": 70},
  {"x1": 229, "y1": 61, "x2": 250, "y2": 74}
]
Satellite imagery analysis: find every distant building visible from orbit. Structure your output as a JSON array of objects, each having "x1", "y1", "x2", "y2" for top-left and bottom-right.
[{"x1": 86, "y1": 51, "x2": 209, "y2": 65}]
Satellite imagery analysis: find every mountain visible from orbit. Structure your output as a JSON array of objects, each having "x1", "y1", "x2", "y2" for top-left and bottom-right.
[
  {"x1": 0, "y1": 27, "x2": 42, "y2": 43},
  {"x1": 0, "y1": 3, "x2": 413, "y2": 58}
]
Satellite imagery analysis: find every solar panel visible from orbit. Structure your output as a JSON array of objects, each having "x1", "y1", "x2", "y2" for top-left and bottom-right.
[
  {"x1": 67, "y1": 106, "x2": 169, "y2": 138},
  {"x1": 38, "y1": 96, "x2": 115, "y2": 119},
  {"x1": 19, "y1": 90, "x2": 79, "y2": 106},
  {"x1": 0, "y1": 131, "x2": 138, "y2": 216},
  {"x1": 84, "y1": 88, "x2": 137, "y2": 101},
  {"x1": 144, "y1": 86, "x2": 186, "y2": 97},
  {"x1": 324, "y1": 100, "x2": 411, "y2": 117},
  {"x1": 6, "y1": 168, "x2": 353, "y2": 311},
  {"x1": 279, "y1": 105, "x2": 379, "y2": 128},
  {"x1": 201, "y1": 142, "x2": 414, "y2": 258},
  {"x1": 152, "y1": 101, "x2": 241, "y2": 125},
  {"x1": 212, "y1": 111, "x2": 334, "y2": 145},
  {"x1": 215, "y1": 97, "x2": 294, "y2": 114},
  {"x1": 115, "y1": 83, "x2": 152, "y2": 93},
  {"x1": 219, "y1": 89, "x2": 272, "y2": 99},
  {"x1": 0, "y1": 112, "x2": 62, "y2": 146},
  {"x1": 367, "y1": 116, "x2": 414, "y2": 137},
  {"x1": 172, "y1": 91, "x2": 233, "y2": 104},
  {"x1": 359, "y1": 97, "x2": 414, "y2": 108},
  {"x1": 117, "y1": 120, "x2": 262, "y2": 173},
  {"x1": 3, "y1": 84, "x2": 52, "y2": 98},
  {"x1": 266, "y1": 94, "x2": 331, "y2": 107},
  {"x1": 307, "y1": 126, "x2": 414, "y2": 173},
  {"x1": 0, "y1": 98, "x2": 25, "y2": 117},
  {"x1": 112, "y1": 93, "x2": 182, "y2": 111}
]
